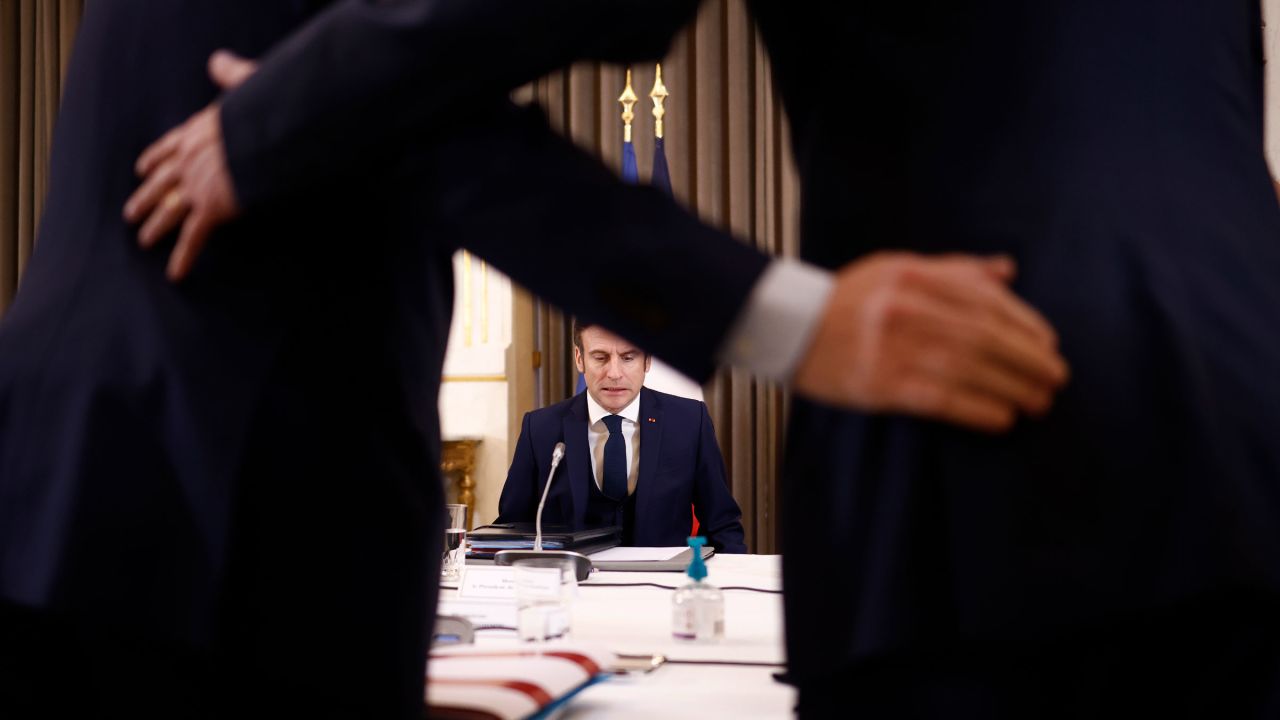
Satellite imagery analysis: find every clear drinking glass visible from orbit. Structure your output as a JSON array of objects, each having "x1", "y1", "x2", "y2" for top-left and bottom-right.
[
  {"x1": 441, "y1": 504, "x2": 468, "y2": 581},
  {"x1": 513, "y1": 558, "x2": 577, "y2": 642}
]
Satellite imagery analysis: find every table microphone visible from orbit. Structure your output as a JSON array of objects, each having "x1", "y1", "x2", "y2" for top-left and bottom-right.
[
  {"x1": 494, "y1": 441, "x2": 594, "y2": 580},
  {"x1": 534, "y1": 442, "x2": 566, "y2": 551}
]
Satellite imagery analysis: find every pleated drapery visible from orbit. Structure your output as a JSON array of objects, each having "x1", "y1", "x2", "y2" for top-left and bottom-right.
[{"x1": 0, "y1": 0, "x2": 83, "y2": 316}]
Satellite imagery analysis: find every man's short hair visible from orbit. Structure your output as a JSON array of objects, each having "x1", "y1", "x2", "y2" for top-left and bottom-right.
[{"x1": 570, "y1": 318, "x2": 645, "y2": 357}]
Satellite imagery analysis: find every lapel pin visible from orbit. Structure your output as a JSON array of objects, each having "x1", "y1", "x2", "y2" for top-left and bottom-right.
[{"x1": 647, "y1": 418, "x2": 656, "y2": 423}]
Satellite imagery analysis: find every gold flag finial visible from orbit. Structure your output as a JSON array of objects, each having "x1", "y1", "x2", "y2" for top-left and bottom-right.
[
  {"x1": 650, "y1": 63, "x2": 669, "y2": 139},
  {"x1": 619, "y1": 67, "x2": 638, "y2": 143}
]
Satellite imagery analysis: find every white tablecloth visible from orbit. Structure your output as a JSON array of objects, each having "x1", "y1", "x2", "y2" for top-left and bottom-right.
[{"x1": 442, "y1": 554, "x2": 795, "y2": 718}]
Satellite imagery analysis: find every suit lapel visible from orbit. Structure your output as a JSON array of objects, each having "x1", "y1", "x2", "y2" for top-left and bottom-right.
[
  {"x1": 634, "y1": 387, "x2": 663, "y2": 539},
  {"x1": 560, "y1": 393, "x2": 591, "y2": 528}
]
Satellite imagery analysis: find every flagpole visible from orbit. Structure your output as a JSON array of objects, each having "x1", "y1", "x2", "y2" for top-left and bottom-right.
[
  {"x1": 650, "y1": 63, "x2": 668, "y2": 139},
  {"x1": 640, "y1": 62, "x2": 704, "y2": 402},
  {"x1": 618, "y1": 68, "x2": 638, "y2": 142}
]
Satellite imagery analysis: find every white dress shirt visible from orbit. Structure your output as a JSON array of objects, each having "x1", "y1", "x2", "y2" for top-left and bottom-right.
[
  {"x1": 719, "y1": 257, "x2": 834, "y2": 380},
  {"x1": 585, "y1": 391, "x2": 641, "y2": 496}
]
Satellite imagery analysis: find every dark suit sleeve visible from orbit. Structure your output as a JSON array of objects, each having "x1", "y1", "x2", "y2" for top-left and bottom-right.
[
  {"x1": 496, "y1": 411, "x2": 540, "y2": 523},
  {"x1": 691, "y1": 402, "x2": 747, "y2": 553},
  {"x1": 221, "y1": 0, "x2": 702, "y2": 213},
  {"x1": 430, "y1": 102, "x2": 769, "y2": 381}
]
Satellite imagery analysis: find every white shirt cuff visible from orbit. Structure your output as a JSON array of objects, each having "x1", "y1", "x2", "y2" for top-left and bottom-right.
[{"x1": 717, "y1": 258, "x2": 834, "y2": 381}]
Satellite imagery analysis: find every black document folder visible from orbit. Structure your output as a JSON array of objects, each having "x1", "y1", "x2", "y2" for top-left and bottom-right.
[{"x1": 466, "y1": 523, "x2": 621, "y2": 559}]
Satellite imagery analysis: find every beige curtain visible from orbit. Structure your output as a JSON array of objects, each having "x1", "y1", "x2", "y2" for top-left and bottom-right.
[
  {"x1": 0, "y1": 0, "x2": 83, "y2": 316},
  {"x1": 523, "y1": 0, "x2": 800, "y2": 553}
]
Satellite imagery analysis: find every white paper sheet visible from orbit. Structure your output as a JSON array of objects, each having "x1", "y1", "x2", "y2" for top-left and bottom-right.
[{"x1": 588, "y1": 546, "x2": 687, "y2": 562}]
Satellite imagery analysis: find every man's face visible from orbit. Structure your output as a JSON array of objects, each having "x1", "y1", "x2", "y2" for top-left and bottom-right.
[{"x1": 575, "y1": 326, "x2": 651, "y2": 414}]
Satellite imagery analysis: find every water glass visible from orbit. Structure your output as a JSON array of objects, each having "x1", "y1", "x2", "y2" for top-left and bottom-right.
[
  {"x1": 441, "y1": 504, "x2": 468, "y2": 581},
  {"x1": 513, "y1": 558, "x2": 577, "y2": 642}
]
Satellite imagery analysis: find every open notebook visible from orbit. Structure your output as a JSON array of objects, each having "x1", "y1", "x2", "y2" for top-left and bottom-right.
[{"x1": 425, "y1": 644, "x2": 615, "y2": 720}]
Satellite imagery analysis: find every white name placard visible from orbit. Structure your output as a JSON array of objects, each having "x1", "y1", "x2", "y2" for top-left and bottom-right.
[{"x1": 457, "y1": 566, "x2": 517, "y2": 599}]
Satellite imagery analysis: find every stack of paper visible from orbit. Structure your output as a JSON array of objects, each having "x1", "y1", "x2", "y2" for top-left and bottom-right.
[{"x1": 586, "y1": 546, "x2": 714, "y2": 572}]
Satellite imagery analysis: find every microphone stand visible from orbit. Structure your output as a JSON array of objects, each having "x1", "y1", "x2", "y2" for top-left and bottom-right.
[
  {"x1": 533, "y1": 442, "x2": 564, "y2": 551},
  {"x1": 494, "y1": 442, "x2": 594, "y2": 581}
]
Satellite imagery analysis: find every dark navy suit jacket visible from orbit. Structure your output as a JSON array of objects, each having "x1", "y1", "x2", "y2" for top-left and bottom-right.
[{"x1": 497, "y1": 388, "x2": 747, "y2": 553}]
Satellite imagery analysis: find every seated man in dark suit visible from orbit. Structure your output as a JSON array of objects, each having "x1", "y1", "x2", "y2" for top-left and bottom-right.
[{"x1": 498, "y1": 320, "x2": 747, "y2": 553}]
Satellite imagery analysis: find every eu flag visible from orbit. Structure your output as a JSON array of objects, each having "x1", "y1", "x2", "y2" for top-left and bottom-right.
[
  {"x1": 650, "y1": 136, "x2": 671, "y2": 197},
  {"x1": 621, "y1": 134, "x2": 640, "y2": 185}
]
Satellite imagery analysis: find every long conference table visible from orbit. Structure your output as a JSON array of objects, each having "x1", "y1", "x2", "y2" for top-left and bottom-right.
[{"x1": 439, "y1": 554, "x2": 796, "y2": 718}]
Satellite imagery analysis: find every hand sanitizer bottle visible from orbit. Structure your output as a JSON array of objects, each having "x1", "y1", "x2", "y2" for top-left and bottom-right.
[{"x1": 672, "y1": 536, "x2": 724, "y2": 642}]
